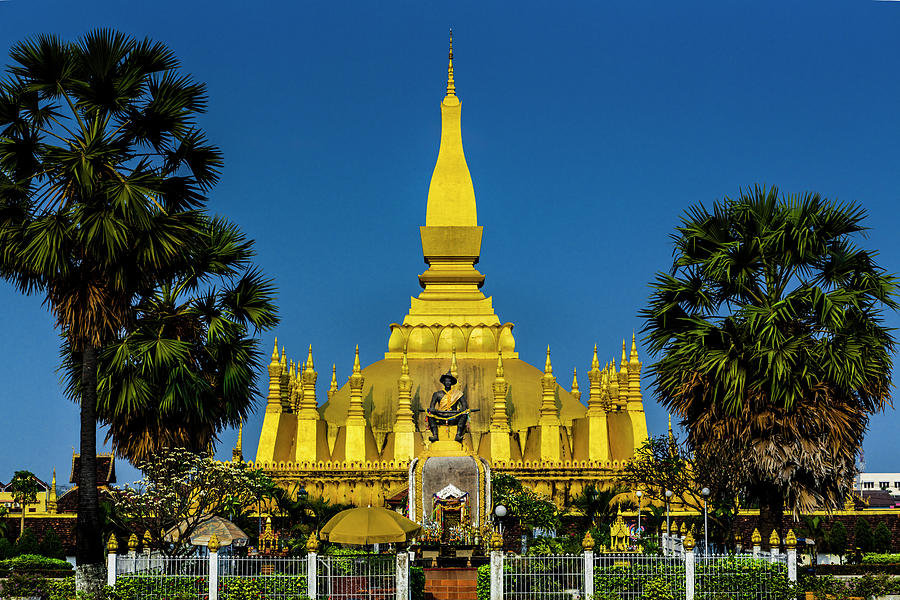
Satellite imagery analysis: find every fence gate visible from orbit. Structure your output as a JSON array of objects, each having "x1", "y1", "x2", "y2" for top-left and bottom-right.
[{"x1": 316, "y1": 553, "x2": 399, "y2": 600}]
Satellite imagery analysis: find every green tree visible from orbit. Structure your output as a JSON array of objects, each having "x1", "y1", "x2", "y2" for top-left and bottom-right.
[
  {"x1": 108, "y1": 448, "x2": 275, "y2": 556},
  {"x1": 491, "y1": 473, "x2": 558, "y2": 533},
  {"x1": 9, "y1": 471, "x2": 39, "y2": 538},
  {"x1": 854, "y1": 517, "x2": 874, "y2": 553},
  {"x1": 568, "y1": 483, "x2": 620, "y2": 531},
  {"x1": 0, "y1": 29, "x2": 255, "y2": 592},
  {"x1": 873, "y1": 521, "x2": 892, "y2": 553},
  {"x1": 827, "y1": 521, "x2": 848, "y2": 564},
  {"x1": 642, "y1": 186, "x2": 898, "y2": 523},
  {"x1": 0, "y1": 538, "x2": 13, "y2": 560},
  {"x1": 39, "y1": 528, "x2": 65, "y2": 560},
  {"x1": 14, "y1": 528, "x2": 39, "y2": 556}
]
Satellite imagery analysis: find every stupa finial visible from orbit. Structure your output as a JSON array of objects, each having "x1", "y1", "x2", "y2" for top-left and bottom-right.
[
  {"x1": 446, "y1": 28, "x2": 455, "y2": 97},
  {"x1": 306, "y1": 344, "x2": 314, "y2": 371},
  {"x1": 353, "y1": 345, "x2": 361, "y2": 374},
  {"x1": 496, "y1": 350, "x2": 504, "y2": 378},
  {"x1": 591, "y1": 344, "x2": 600, "y2": 370},
  {"x1": 271, "y1": 339, "x2": 279, "y2": 363},
  {"x1": 544, "y1": 346, "x2": 553, "y2": 374}
]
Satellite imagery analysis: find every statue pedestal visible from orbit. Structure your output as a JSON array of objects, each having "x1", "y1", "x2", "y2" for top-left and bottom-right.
[
  {"x1": 409, "y1": 426, "x2": 491, "y2": 532},
  {"x1": 428, "y1": 425, "x2": 468, "y2": 456}
]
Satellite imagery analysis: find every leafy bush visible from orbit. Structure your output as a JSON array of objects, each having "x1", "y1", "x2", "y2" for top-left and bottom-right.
[
  {"x1": 854, "y1": 518, "x2": 874, "y2": 553},
  {"x1": 40, "y1": 528, "x2": 66, "y2": 560},
  {"x1": 477, "y1": 563, "x2": 490, "y2": 600},
  {"x1": 109, "y1": 576, "x2": 208, "y2": 600},
  {"x1": 0, "y1": 552, "x2": 74, "y2": 574},
  {"x1": 47, "y1": 576, "x2": 75, "y2": 600},
  {"x1": 527, "y1": 535, "x2": 582, "y2": 555},
  {"x1": 826, "y1": 522, "x2": 848, "y2": 563},
  {"x1": 642, "y1": 576, "x2": 676, "y2": 600},
  {"x1": 873, "y1": 523, "x2": 893, "y2": 554},
  {"x1": 0, "y1": 538, "x2": 13, "y2": 560},
  {"x1": 410, "y1": 565, "x2": 425, "y2": 600},
  {"x1": 799, "y1": 572, "x2": 900, "y2": 599},
  {"x1": 862, "y1": 552, "x2": 900, "y2": 564},
  {"x1": 15, "y1": 527, "x2": 40, "y2": 556}
]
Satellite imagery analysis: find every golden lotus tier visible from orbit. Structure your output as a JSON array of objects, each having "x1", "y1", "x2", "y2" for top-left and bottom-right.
[{"x1": 253, "y1": 41, "x2": 649, "y2": 508}]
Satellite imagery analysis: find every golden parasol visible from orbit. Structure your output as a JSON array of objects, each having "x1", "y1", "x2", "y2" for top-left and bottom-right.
[{"x1": 319, "y1": 506, "x2": 422, "y2": 545}]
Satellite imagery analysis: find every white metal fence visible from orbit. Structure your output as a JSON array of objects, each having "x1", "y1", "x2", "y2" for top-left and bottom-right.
[
  {"x1": 316, "y1": 554, "x2": 397, "y2": 600},
  {"x1": 115, "y1": 553, "x2": 209, "y2": 600},
  {"x1": 491, "y1": 545, "x2": 797, "y2": 600},
  {"x1": 108, "y1": 550, "x2": 405, "y2": 600},
  {"x1": 502, "y1": 554, "x2": 584, "y2": 600}
]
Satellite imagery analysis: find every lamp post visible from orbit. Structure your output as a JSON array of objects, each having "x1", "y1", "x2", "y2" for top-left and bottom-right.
[
  {"x1": 664, "y1": 490, "x2": 673, "y2": 555},
  {"x1": 701, "y1": 487, "x2": 710, "y2": 555},
  {"x1": 635, "y1": 491, "x2": 643, "y2": 544},
  {"x1": 494, "y1": 504, "x2": 507, "y2": 535}
]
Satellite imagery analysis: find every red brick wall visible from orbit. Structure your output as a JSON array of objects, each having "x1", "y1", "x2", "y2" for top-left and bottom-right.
[{"x1": 424, "y1": 567, "x2": 477, "y2": 600}]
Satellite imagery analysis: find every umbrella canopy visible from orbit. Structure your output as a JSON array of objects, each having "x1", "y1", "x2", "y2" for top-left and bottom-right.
[
  {"x1": 165, "y1": 515, "x2": 250, "y2": 547},
  {"x1": 320, "y1": 507, "x2": 422, "y2": 545}
]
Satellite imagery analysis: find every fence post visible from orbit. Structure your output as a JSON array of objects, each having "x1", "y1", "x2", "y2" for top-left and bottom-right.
[
  {"x1": 106, "y1": 535, "x2": 117, "y2": 588},
  {"x1": 684, "y1": 531, "x2": 696, "y2": 600},
  {"x1": 396, "y1": 550, "x2": 409, "y2": 600},
  {"x1": 207, "y1": 535, "x2": 219, "y2": 600},
  {"x1": 307, "y1": 533, "x2": 319, "y2": 599},
  {"x1": 769, "y1": 530, "x2": 780, "y2": 565},
  {"x1": 751, "y1": 528, "x2": 761, "y2": 559},
  {"x1": 490, "y1": 531, "x2": 504, "y2": 600},
  {"x1": 785, "y1": 529, "x2": 797, "y2": 582},
  {"x1": 582, "y1": 532, "x2": 595, "y2": 600}
]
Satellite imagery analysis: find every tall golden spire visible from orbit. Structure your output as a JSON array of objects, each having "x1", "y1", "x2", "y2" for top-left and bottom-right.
[
  {"x1": 232, "y1": 419, "x2": 243, "y2": 462},
  {"x1": 446, "y1": 28, "x2": 455, "y2": 97},
  {"x1": 570, "y1": 368, "x2": 581, "y2": 403},
  {"x1": 425, "y1": 32, "x2": 476, "y2": 226}
]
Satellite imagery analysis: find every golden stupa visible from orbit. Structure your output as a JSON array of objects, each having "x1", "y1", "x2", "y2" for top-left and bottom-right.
[{"x1": 251, "y1": 37, "x2": 648, "y2": 509}]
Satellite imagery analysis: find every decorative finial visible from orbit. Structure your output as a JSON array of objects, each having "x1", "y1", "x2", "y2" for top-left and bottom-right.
[
  {"x1": 621, "y1": 340, "x2": 627, "y2": 365},
  {"x1": 353, "y1": 345, "x2": 361, "y2": 374},
  {"x1": 306, "y1": 344, "x2": 314, "y2": 370},
  {"x1": 107, "y1": 534, "x2": 118, "y2": 554},
  {"x1": 668, "y1": 413, "x2": 673, "y2": 439},
  {"x1": 785, "y1": 529, "x2": 797, "y2": 549},
  {"x1": 401, "y1": 347, "x2": 409, "y2": 376},
  {"x1": 751, "y1": 527, "x2": 762, "y2": 545},
  {"x1": 496, "y1": 350, "x2": 504, "y2": 378},
  {"x1": 128, "y1": 533, "x2": 138, "y2": 553},
  {"x1": 630, "y1": 332, "x2": 639, "y2": 363},
  {"x1": 591, "y1": 344, "x2": 599, "y2": 370},
  {"x1": 582, "y1": 531, "x2": 595, "y2": 551},
  {"x1": 306, "y1": 532, "x2": 319, "y2": 552},
  {"x1": 490, "y1": 530, "x2": 503, "y2": 549},
  {"x1": 446, "y1": 28, "x2": 455, "y2": 97},
  {"x1": 237, "y1": 419, "x2": 243, "y2": 450},
  {"x1": 571, "y1": 368, "x2": 580, "y2": 397},
  {"x1": 280, "y1": 347, "x2": 286, "y2": 369},
  {"x1": 769, "y1": 529, "x2": 780, "y2": 548},
  {"x1": 271, "y1": 339, "x2": 279, "y2": 362},
  {"x1": 544, "y1": 346, "x2": 552, "y2": 374},
  {"x1": 683, "y1": 530, "x2": 696, "y2": 550},
  {"x1": 143, "y1": 530, "x2": 152, "y2": 549},
  {"x1": 330, "y1": 364, "x2": 338, "y2": 392},
  {"x1": 450, "y1": 346, "x2": 458, "y2": 379},
  {"x1": 208, "y1": 534, "x2": 220, "y2": 553}
]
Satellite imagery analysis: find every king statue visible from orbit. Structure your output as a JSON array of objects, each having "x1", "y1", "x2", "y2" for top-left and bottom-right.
[{"x1": 427, "y1": 371, "x2": 469, "y2": 443}]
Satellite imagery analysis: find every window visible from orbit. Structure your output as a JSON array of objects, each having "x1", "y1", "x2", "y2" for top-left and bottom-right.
[
  {"x1": 880, "y1": 481, "x2": 890, "y2": 489},
  {"x1": 894, "y1": 481, "x2": 900, "y2": 488},
  {"x1": 28, "y1": 507, "x2": 35, "y2": 512},
  {"x1": 863, "y1": 482, "x2": 875, "y2": 489}
]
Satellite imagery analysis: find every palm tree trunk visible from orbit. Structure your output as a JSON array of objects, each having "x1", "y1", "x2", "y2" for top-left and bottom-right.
[
  {"x1": 75, "y1": 344, "x2": 105, "y2": 594},
  {"x1": 19, "y1": 507, "x2": 24, "y2": 538}
]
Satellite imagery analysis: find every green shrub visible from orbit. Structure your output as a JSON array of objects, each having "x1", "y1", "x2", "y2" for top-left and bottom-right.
[
  {"x1": 476, "y1": 563, "x2": 490, "y2": 600},
  {"x1": 0, "y1": 552, "x2": 74, "y2": 573},
  {"x1": 0, "y1": 538, "x2": 13, "y2": 560},
  {"x1": 862, "y1": 552, "x2": 900, "y2": 564},
  {"x1": 642, "y1": 576, "x2": 675, "y2": 600},
  {"x1": 410, "y1": 565, "x2": 425, "y2": 600},
  {"x1": 827, "y1": 521, "x2": 848, "y2": 563},
  {"x1": 15, "y1": 527, "x2": 40, "y2": 556},
  {"x1": 854, "y1": 518, "x2": 874, "y2": 553},
  {"x1": 873, "y1": 523, "x2": 893, "y2": 553},
  {"x1": 40, "y1": 528, "x2": 66, "y2": 560},
  {"x1": 47, "y1": 576, "x2": 75, "y2": 600}
]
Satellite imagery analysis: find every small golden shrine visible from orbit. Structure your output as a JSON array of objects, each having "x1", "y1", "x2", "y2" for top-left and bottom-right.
[
  {"x1": 258, "y1": 516, "x2": 279, "y2": 555},
  {"x1": 251, "y1": 36, "x2": 649, "y2": 513}
]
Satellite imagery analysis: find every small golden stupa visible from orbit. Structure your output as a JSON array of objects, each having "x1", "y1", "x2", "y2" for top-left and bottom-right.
[{"x1": 253, "y1": 36, "x2": 648, "y2": 510}]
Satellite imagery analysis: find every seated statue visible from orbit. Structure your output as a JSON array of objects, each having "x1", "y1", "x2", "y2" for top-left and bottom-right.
[{"x1": 427, "y1": 371, "x2": 468, "y2": 443}]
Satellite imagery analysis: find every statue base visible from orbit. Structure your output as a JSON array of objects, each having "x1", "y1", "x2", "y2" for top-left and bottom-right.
[{"x1": 428, "y1": 424, "x2": 468, "y2": 456}]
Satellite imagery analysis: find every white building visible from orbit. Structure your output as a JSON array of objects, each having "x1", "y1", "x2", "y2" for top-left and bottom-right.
[{"x1": 855, "y1": 472, "x2": 900, "y2": 495}]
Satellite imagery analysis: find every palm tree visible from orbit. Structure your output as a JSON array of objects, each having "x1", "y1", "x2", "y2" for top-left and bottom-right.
[
  {"x1": 61, "y1": 217, "x2": 278, "y2": 463},
  {"x1": 0, "y1": 30, "x2": 223, "y2": 591},
  {"x1": 642, "y1": 186, "x2": 897, "y2": 524}
]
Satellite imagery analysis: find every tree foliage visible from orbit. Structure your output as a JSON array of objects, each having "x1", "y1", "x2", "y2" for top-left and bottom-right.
[
  {"x1": 9, "y1": 471, "x2": 40, "y2": 538},
  {"x1": 617, "y1": 435, "x2": 737, "y2": 543},
  {"x1": 491, "y1": 473, "x2": 558, "y2": 532},
  {"x1": 827, "y1": 521, "x2": 848, "y2": 563},
  {"x1": 873, "y1": 522, "x2": 892, "y2": 553},
  {"x1": 108, "y1": 448, "x2": 275, "y2": 556},
  {"x1": 642, "y1": 186, "x2": 898, "y2": 519},
  {"x1": 854, "y1": 517, "x2": 874, "y2": 553}
]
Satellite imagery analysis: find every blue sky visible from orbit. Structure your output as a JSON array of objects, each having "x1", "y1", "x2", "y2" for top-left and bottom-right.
[{"x1": 1, "y1": 0, "x2": 899, "y2": 486}]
